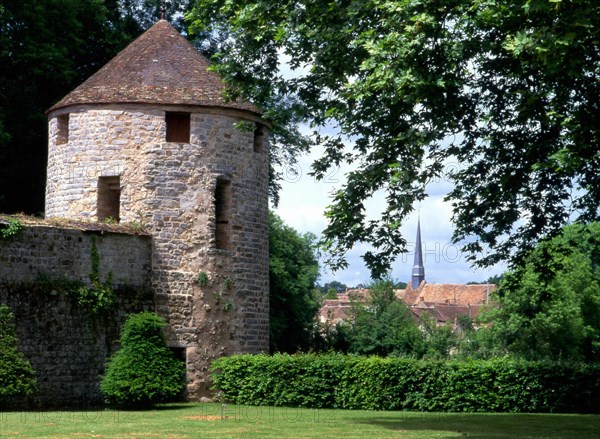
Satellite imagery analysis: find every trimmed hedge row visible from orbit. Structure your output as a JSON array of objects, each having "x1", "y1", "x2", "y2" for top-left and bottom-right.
[{"x1": 210, "y1": 354, "x2": 600, "y2": 413}]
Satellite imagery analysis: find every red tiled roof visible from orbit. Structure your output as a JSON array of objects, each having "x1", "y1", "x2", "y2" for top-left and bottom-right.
[
  {"x1": 407, "y1": 283, "x2": 495, "y2": 306},
  {"x1": 399, "y1": 283, "x2": 420, "y2": 305},
  {"x1": 318, "y1": 301, "x2": 352, "y2": 323},
  {"x1": 48, "y1": 20, "x2": 259, "y2": 114}
]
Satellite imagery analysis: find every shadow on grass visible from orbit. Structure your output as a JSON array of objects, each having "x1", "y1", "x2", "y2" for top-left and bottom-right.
[
  {"x1": 103, "y1": 403, "x2": 193, "y2": 412},
  {"x1": 349, "y1": 413, "x2": 600, "y2": 439}
]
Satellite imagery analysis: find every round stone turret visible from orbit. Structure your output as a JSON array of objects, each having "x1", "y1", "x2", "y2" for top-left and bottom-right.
[{"x1": 45, "y1": 20, "x2": 269, "y2": 398}]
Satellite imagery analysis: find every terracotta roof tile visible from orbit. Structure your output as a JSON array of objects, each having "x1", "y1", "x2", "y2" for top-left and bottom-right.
[
  {"x1": 409, "y1": 283, "x2": 495, "y2": 306},
  {"x1": 48, "y1": 20, "x2": 259, "y2": 114}
]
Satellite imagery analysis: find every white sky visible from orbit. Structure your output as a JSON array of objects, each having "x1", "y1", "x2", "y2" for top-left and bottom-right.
[{"x1": 271, "y1": 146, "x2": 506, "y2": 287}]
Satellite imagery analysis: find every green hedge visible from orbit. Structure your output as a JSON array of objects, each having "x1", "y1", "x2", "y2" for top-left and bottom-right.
[
  {"x1": 210, "y1": 354, "x2": 600, "y2": 413},
  {"x1": 0, "y1": 304, "x2": 37, "y2": 406}
]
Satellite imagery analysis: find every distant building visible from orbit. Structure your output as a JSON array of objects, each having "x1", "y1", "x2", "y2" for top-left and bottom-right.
[{"x1": 318, "y1": 222, "x2": 496, "y2": 329}]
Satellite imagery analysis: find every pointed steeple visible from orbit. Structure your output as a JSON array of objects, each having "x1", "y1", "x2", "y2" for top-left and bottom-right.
[{"x1": 411, "y1": 218, "x2": 425, "y2": 289}]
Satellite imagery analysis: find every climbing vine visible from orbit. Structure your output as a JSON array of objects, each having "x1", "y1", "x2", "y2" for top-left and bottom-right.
[{"x1": 74, "y1": 236, "x2": 115, "y2": 314}]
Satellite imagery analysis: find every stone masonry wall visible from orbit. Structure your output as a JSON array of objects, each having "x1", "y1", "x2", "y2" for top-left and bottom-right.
[
  {"x1": 0, "y1": 221, "x2": 153, "y2": 407},
  {"x1": 0, "y1": 220, "x2": 151, "y2": 287},
  {"x1": 0, "y1": 284, "x2": 154, "y2": 408},
  {"x1": 45, "y1": 104, "x2": 269, "y2": 399}
]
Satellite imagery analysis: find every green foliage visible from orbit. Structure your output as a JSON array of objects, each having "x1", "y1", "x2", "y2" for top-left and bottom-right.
[
  {"x1": 310, "y1": 320, "x2": 352, "y2": 354},
  {"x1": 419, "y1": 314, "x2": 458, "y2": 360},
  {"x1": 197, "y1": 271, "x2": 209, "y2": 287},
  {"x1": 347, "y1": 280, "x2": 426, "y2": 357},
  {"x1": 211, "y1": 353, "x2": 600, "y2": 413},
  {"x1": 323, "y1": 288, "x2": 339, "y2": 300},
  {"x1": 222, "y1": 276, "x2": 233, "y2": 290},
  {"x1": 100, "y1": 312, "x2": 185, "y2": 408},
  {"x1": 30, "y1": 274, "x2": 116, "y2": 316},
  {"x1": 0, "y1": 1, "x2": 206, "y2": 214},
  {"x1": 0, "y1": 304, "x2": 37, "y2": 404},
  {"x1": 68, "y1": 236, "x2": 116, "y2": 315},
  {"x1": 318, "y1": 280, "x2": 347, "y2": 295},
  {"x1": 0, "y1": 218, "x2": 23, "y2": 240},
  {"x1": 478, "y1": 222, "x2": 600, "y2": 362},
  {"x1": 0, "y1": 0, "x2": 132, "y2": 214},
  {"x1": 73, "y1": 282, "x2": 115, "y2": 315},
  {"x1": 269, "y1": 212, "x2": 320, "y2": 353},
  {"x1": 189, "y1": 0, "x2": 600, "y2": 276}
]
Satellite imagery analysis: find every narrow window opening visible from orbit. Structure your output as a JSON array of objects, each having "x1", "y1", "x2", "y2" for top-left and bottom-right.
[
  {"x1": 97, "y1": 176, "x2": 121, "y2": 223},
  {"x1": 253, "y1": 123, "x2": 266, "y2": 153},
  {"x1": 56, "y1": 114, "x2": 69, "y2": 145},
  {"x1": 215, "y1": 179, "x2": 231, "y2": 250},
  {"x1": 166, "y1": 112, "x2": 190, "y2": 143}
]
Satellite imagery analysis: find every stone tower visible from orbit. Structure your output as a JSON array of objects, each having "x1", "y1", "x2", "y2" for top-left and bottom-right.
[{"x1": 45, "y1": 20, "x2": 269, "y2": 398}]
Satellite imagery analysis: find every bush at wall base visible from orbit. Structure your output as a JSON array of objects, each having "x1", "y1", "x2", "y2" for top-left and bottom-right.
[
  {"x1": 100, "y1": 312, "x2": 185, "y2": 408},
  {"x1": 0, "y1": 304, "x2": 37, "y2": 407}
]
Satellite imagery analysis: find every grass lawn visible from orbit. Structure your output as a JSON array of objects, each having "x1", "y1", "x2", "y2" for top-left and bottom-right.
[{"x1": 0, "y1": 403, "x2": 598, "y2": 438}]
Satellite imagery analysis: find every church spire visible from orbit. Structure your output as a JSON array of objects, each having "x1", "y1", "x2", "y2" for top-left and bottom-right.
[{"x1": 411, "y1": 218, "x2": 425, "y2": 289}]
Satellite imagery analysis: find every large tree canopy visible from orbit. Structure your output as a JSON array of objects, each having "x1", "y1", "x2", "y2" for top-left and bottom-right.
[
  {"x1": 189, "y1": 0, "x2": 600, "y2": 276},
  {"x1": 0, "y1": 0, "x2": 198, "y2": 214},
  {"x1": 479, "y1": 222, "x2": 600, "y2": 362},
  {"x1": 269, "y1": 212, "x2": 320, "y2": 353},
  {"x1": 0, "y1": 0, "x2": 128, "y2": 214}
]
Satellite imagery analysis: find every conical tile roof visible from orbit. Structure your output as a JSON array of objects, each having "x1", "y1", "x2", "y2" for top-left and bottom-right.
[{"x1": 48, "y1": 20, "x2": 259, "y2": 114}]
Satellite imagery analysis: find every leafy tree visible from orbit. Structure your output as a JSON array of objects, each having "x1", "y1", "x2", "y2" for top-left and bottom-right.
[
  {"x1": 479, "y1": 222, "x2": 600, "y2": 362},
  {"x1": 467, "y1": 275, "x2": 504, "y2": 286},
  {"x1": 100, "y1": 312, "x2": 185, "y2": 408},
  {"x1": 418, "y1": 313, "x2": 452, "y2": 359},
  {"x1": 348, "y1": 279, "x2": 425, "y2": 357},
  {"x1": 0, "y1": 304, "x2": 37, "y2": 404},
  {"x1": 318, "y1": 280, "x2": 347, "y2": 295},
  {"x1": 0, "y1": 0, "x2": 134, "y2": 214},
  {"x1": 188, "y1": 0, "x2": 600, "y2": 276},
  {"x1": 269, "y1": 212, "x2": 320, "y2": 353},
  {"x1": 310, "y1": 320, "x2": 352, "y2": 354},
  {"x1": 318, "y1": 280, "x2": 347, "y2": 299},
  {"x1": 113, "y1": 0, "x2": 199, "y2": 37},
  {"x1": 323, "y1": 288, "x2": 339, "y2": 300},
  {"x1": 393, "y1": 280, "x2": 408, "y2": 289}
]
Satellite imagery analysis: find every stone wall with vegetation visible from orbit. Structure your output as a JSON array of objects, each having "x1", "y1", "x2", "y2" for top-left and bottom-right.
[
  {"x1": 0, "y1": 283, "x2": 154, "y2": 407},
  {"x1": 0, "y1": 219, "x2": 154, "y2": 407},
  {"x1": 0, "y1": 218, "x2": 151, "y2": 287}
]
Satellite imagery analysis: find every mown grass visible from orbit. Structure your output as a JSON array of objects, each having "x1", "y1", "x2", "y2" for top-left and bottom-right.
[{"x1": 0, "y1": 403, "x2": 598, "y2": 438}]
